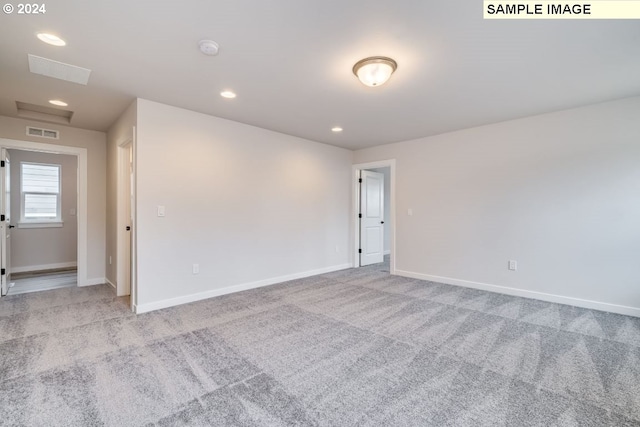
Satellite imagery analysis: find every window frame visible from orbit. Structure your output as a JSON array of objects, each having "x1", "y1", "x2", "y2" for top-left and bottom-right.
[{"x1": 19, "y1": 161, "x2": 63, "y2": 227}]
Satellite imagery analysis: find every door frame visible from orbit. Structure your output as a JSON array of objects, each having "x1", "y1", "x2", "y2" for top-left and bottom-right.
[
  {"x1": 0, "y1": 138, "x2": 89, "y2": 287},
  {"x1": 352, "y1": 159, "x2": 396, "y2": 274}
]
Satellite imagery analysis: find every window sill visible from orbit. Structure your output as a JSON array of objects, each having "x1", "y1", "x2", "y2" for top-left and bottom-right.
[{"x1": 17, "y1": 221, "x2": 63, "y2": 229}]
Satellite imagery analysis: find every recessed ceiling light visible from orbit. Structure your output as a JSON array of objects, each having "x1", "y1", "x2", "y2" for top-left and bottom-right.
[
  {"x1": 37, "y1": 33, "x2": 66, "y2": 47},
  {"x1": 331, "y1": 127, "x2": 343, "y2": 132},
  {"x1": 49, "y1": 99, "x2": 68, "y2": 107},
  {"x1": 353, "y1": 56, "x2": 397, "y2": 87},
  {"x1": 220, "y1": 91, "x2": 236, "y2": 99},
  {"x1": 198, "y1": 40, "x2": 219, "y2": 56}
]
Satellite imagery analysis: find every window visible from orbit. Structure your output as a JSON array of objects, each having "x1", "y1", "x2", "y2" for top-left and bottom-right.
[{"x1": 20, "y1": 162, "x2": 62, "y2": 224}]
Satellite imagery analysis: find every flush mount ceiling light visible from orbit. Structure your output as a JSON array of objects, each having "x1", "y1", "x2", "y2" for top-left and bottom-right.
[
  {"x1": 352, "y1": 56, "x2": 397, "y2": 87},
  {"x1": 198, "y1": 39, "x2": 219, "y2": 56},
  {"x1": 331, "y1": 127, "x2": 343, "y2": 132},
  {"x1": 37, "y1": 33, "x2": 66, "y2": 47},
  {"x1": 49, "y1": 99, "x2": 68, "y2": 106},
  {"x1": 220, "y1": 90, "x2": 236, "y2": 99}
]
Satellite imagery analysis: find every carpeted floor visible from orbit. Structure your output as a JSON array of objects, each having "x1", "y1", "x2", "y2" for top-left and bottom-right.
[{"x1": 1, "y1": 258, "x2": 640, "y2": 426}]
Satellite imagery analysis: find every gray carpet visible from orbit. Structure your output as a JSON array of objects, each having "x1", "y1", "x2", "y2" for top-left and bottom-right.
[{"x1": 1, "y1": 258, "x2": 640, "y2": 426}]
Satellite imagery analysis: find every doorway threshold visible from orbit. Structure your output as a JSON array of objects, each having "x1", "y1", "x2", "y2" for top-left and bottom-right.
[{"x1": 8, "y1": 269, "x2": 77, "y2": 295}]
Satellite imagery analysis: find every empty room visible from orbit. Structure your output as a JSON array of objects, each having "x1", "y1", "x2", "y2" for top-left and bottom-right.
[{"x1": 1, "y1": 1, "x2": 639, "y2": 426}]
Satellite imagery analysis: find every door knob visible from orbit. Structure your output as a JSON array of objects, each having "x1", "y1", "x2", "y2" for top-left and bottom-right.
[
  {"x1": 8, "y1": 225, "x2": 15, "y2": 229},
  {"x1": 380, "y1": 221, "x2": 384, "y2": 224}
]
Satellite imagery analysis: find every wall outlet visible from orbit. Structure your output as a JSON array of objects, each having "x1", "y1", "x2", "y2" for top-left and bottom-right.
[
  {"x1": 192, "y1": 264, "x2": 199, "y2": 275},
  {"x1": 157, "y1": 206, "x2": 166, "y2": 217},
  {"x1": 408, "y1": 208, "x2": 413, "y2": 216},
  {"x1": 508, "y1": 260, "x2": 517, "y2": 271}
]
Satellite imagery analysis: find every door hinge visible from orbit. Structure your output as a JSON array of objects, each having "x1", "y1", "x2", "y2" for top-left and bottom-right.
[
  {"x1": 0, "y1": 214, "x2": 4, "y2": 221},
  {"x1": 358, "y1": 178, "x2": 362, "y2": 183},
  {"x1": 1, "y1": 268, "x2": 5, "y2": 276},
  {"x1": 358, "y1": 213, "x2": 362, "y2": 218},
  {"x1": 358, "y1": 249, "x2": 362, "y2": 254},
  {"x1": 0, "y1": 161, "x2": 4, "y2": 167}
]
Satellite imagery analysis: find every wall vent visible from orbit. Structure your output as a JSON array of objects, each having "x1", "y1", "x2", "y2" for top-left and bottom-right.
[{"x1": 26, "y1": 126, "x2": 59, "y2": 139}]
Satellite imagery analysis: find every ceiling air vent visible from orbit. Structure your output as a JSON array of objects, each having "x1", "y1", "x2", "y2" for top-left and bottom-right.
[
  {"x1": 26, "y1": 126, "x2": 59, "y2": 139},
  {"x1": 28, "y1": 54, "x2": 91, "y2": 85}
]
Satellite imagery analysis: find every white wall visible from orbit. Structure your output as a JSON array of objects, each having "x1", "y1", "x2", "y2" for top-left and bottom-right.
[
  {"x1": 368, "y1": 167, "x2": 390, "y2": 254},
  {"x1": 354, "y1": 97, "x2": 640, "y2": 315},
  {"x1": 9, "y1": 150, "x2": 77, "y2": 271},
  {"x1": 135, "y1": 99, "x2": 352, "y2": 311},
  {"x1": 0, "y1": 115, "x2": 106, "y2": 282}
]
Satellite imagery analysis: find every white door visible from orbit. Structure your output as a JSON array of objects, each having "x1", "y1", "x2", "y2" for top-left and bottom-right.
[
  {"x1": 117, "y1": 142, "x2": 132, "y2": 297},
  {"x1": 124, "y1": 143, "x2": 132, "y2": 296},
  {"x1": 360, "y1": 170, "x2": 384, "y2": 266},
  {"x1": 1, "y1": 149, "x2": 12, "y2": 296}
]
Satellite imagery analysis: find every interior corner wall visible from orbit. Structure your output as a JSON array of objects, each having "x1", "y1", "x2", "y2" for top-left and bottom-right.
[
  {"x1": 8, "y1": 150, "x2": 78, "y2": 271},
  {"x1": 106, "y1": 100, "x2": 137, "y2": 287},
  {"x1": 0, "y1": 115, "x2": 106, "y2": 282},
  {"x1": 135, "y1": 99, "x2": 352, "y2": 310},
  {"x1": 353, "y1": 96, "x2": 640, "y2": 315}
]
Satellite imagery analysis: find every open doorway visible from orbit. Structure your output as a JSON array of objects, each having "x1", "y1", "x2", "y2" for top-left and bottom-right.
[
  {"x1": 352, "y1": 160, "x2": 396, "y2": 274},
  {"x1": 5, "y1": 149, "x2": 78, "y2": 294},
  {"x1": 0, "y1": 137, "x2": 89, "y2": 298}
]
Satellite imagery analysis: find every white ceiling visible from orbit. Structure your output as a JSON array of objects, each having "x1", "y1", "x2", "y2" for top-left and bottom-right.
[{"x1": 1, "y1": 1, "x2": 639, "y2": 150}]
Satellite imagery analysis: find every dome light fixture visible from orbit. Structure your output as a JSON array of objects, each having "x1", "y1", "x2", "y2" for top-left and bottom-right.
[
  {"x1": 220, "y1": 90, "x2": 236, "y2": 99},
  {"x1": 331, "y1": 127, "x2": 343, "y2": 132},
  {"x1": 352, "y1": 56, "x2": 397, "y2": 87}
]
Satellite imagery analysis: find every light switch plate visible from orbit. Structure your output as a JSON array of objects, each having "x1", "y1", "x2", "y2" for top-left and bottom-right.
[{"x1": 157, "y1": 206, "x2": 165, "y2": 217}]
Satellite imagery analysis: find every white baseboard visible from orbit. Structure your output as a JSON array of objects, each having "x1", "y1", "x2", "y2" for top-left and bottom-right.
[
  {"x1": 105, "y1": 278, "x2": 116, "y2": 290},
  {"x1": 135, "y1": 263, "x2": 352, "y2": 314},
  {"x1": 395, "y1": 269, "x2": 640, "y2": 318},
  {"x1": 78, "y1": 277, "x2": 106, "y2": 287},
  {"x1": 12, "y1": 261, "x2": 77, "y2": 274}
]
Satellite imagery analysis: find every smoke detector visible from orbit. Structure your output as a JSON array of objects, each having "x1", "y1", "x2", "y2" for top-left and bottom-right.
[{"x1": 198, "y1": 40, "x2": 219, "y2": 56}]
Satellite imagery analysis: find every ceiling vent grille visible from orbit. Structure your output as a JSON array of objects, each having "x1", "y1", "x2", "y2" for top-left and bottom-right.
[
  {"x1": 28, "y1": 54, "x2": 91, "y2": 85},
  {"x1": 26, "y1": 126, "x2": 59, "y2": 139}
]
